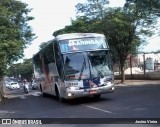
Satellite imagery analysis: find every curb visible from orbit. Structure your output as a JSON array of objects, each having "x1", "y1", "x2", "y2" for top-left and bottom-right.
[{"x1": 114, "y1": 80, "x2": 160, "y2": 87}]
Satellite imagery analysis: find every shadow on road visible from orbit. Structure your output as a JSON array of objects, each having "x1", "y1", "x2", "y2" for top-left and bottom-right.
[{"x1": 42, "y1": 93, "x2": 113, "y2": 105}]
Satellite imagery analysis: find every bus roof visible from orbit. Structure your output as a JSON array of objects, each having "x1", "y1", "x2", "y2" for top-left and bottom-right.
[
  {"x1": 32, "y1": 33, "x2": 106, "y2": 57},
  {"x1": 55, "y1": 33, "x2": 105, "y2": 41}
]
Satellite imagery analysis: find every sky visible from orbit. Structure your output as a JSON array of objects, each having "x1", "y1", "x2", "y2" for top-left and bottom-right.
[{"x1": 20, "y1": 0, "x2": 160, "y2": 60}]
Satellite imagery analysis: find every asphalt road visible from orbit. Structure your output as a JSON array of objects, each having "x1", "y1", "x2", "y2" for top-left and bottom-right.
[{"x1": 0, "y1": 84, "x2": 160, "y2": 127}]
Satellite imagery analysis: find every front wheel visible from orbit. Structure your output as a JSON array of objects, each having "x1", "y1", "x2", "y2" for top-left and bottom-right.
[
  {"x1": 24, "y1": 87, "x2": 29, "y2": 94},
  {"x1": 25, "y1": 90, "x2": 29, "y2": 94},
  {"x1": 55, "y1": 86, "x2": 64, "y2": 102},
  {"x1": 94, "y1": 94, "x2": 101, "y2": 99}
]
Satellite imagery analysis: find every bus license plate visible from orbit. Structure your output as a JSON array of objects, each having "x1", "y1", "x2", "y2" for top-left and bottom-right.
[{"x1": 89, "y1": 90, "x2": 97, "y2": 94}]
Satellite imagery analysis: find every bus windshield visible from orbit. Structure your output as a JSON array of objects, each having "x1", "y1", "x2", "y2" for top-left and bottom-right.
[
  {"x1": 88, "y1": 50, "x2": 112, "y2": 78},
  {"x1": 63, "y1": 53, "x2": 90, "y2": 80},
  {"x1": 63, "y1": 50, "x2": 112, "y2": 81}
]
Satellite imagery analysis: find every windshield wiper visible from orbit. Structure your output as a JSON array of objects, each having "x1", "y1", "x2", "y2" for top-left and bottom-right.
[{"x1": 78, "y1": 54, "x2": 86, "y2": 81}]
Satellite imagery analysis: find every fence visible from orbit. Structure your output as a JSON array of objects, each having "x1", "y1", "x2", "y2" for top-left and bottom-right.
[{"x1": 114, "y1": 52, "x2": 160, "y2": 80}]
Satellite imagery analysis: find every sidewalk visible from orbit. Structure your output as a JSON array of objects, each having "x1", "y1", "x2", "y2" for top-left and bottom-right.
[{"x1": 115, "y1": 80, "x2": 160, "y2": 86}]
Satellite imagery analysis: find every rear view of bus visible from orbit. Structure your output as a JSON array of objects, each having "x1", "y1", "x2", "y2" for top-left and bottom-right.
[{"x1": 57, "y1": 33, "x2": 114, "y2": 99}]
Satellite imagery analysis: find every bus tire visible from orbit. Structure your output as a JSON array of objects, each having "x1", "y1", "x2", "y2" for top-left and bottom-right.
[
  {"x1": 40, "y1": 85, "x2": 47, "y2": 97},
  {"x1": 94, "y1": 94, "x2": 101, "y2": 99},
  {"x1": 55, "y1": 85, "x2": 64, "y2": 102}
]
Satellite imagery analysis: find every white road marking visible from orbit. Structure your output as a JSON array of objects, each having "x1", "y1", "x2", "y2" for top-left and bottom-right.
[{"x1": 81, "y1": 104, "x2": 113, "y2": 114}]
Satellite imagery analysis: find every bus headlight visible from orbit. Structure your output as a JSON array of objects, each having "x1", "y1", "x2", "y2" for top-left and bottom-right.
[
  {"x1": 68, "y1": 93, "x2": 72, "y2": 96},
  {"x1": 68, "y1": 86, "x2": 80, "y2": 90}
]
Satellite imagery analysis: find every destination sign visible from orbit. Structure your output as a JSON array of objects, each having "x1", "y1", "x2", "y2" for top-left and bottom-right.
[
  {"x1": 68, "y1": 39, "x2": 99, "y2": 46},
  {"x1": 59, "y1": 37, "x2": 108, "y2": 53}
]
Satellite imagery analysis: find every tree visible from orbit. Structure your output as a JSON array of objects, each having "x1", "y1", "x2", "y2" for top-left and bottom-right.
[
  {"x1": 53, "y1": 17, "x2": 93, "y2": 36},
  {"x1": 125, "y1": 0, "x2": 160, "y2": 17},
  {"x1": 53, "y1": 0, "x2": 110, "y2": 36},
  {"x1": 0, "y1": 0, "x2": 35, "y2": 64},
  {"x1": 101, "y1": 8, "x2": 144, "y2": 82},
  {"x1": 7, "y1": 63, "x2": 20, "y2": 78},
  {"x1": 8, "y1": 59, "x2": 33, "y2": 81},
  {"x1": 0, "y1": 0, "x2": 35, "y2": 102},
  {"x1": 124, "y1": 0, "x2": 160, "y2": 35},
  {"x1": 39, "y1": 42, "x2": 49, "y2": 50},
  {"x1": 76, "y1": 0, "x2": 109, "y2": 20},
  {"x1": 75, "y1": 0, "x2": 158, "y2": 82},
  {"x1": 52, "y1": 0, "x2": 159, "y2": 83}
]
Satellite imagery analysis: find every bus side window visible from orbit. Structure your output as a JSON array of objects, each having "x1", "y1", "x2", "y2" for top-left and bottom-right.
[
  {"x1": 33, "y1": 53, "x2": 43, "y2": 75},
  {"x1": 54, "y1": 42, "x2": 64, "y2": 81}
]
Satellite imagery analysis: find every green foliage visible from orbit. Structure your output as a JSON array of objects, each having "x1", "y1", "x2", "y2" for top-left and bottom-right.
[
  {"x1": 124, "y1": 0, "x2": 160, "y2": 39},
  {"x1": 39, "y1": 42, "x2": 49, "y2": 50},
  {"x1": 53, "y1": 17, "x2": 93, "y2": 36},
  {"x1": 53, "y1": 0, "x2": 110, "y2": 36},
  {"x1": 0, "y1": 0, "x2": 35, "y2": 78},
  {"x1": 0, "y1": 52, "x2": 7, "y2": 77},
  {"x1": 52, "y1": 0, "x2": 159, "y2": 82},
  {"x1": 125, "y1": 0, "x2": 160, "y2": 17},
  {"x1": 7, "y1": 59, "x2": 33, "y2": 81},
  {"x1": 101, "y1": 8, "x2": 140, "y2": 58},
  {"x1": 76, "y1": 0, "x2": 109, "y2": 20},
  {"x1": 101, "y1": 6, "x2": 157, "y2": 81}
]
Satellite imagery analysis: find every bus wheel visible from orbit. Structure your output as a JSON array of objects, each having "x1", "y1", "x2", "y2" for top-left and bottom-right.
[
  {"x1": 40, "y1": 85, "x2": 46, "y2": 97},
  {"x1": 94, "y1": 94, "x2": 101, "y2": 99},
  {"x1": 55, "y1": 86, "x2": 64, "y2": 102}
]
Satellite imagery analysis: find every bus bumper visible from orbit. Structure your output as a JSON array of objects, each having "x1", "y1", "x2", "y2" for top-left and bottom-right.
[{"x1": 64, "y1": 83, "x2": 114, "y2": 99}]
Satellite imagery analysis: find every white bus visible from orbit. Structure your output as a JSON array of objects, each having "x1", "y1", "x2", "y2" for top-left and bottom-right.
[{"x1": 32, "y1": 33, "x2": 114, "y2": 101}]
